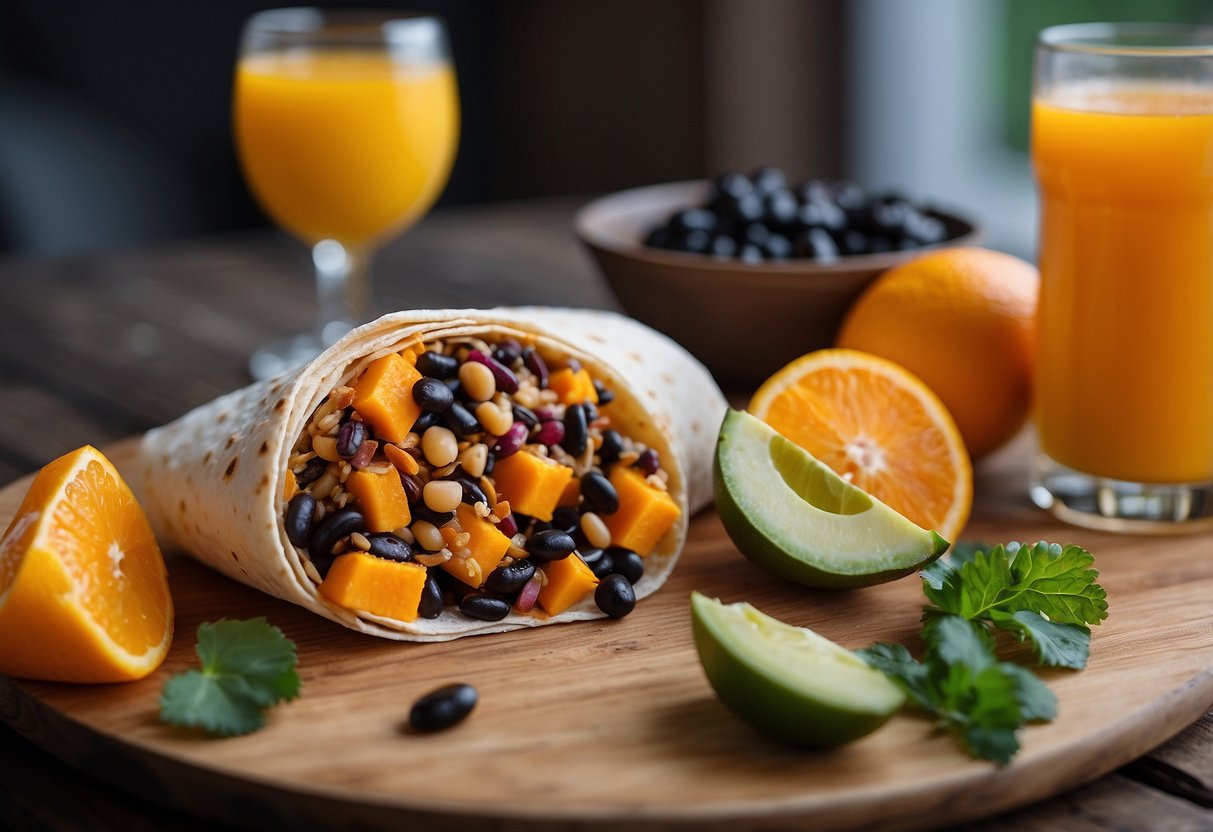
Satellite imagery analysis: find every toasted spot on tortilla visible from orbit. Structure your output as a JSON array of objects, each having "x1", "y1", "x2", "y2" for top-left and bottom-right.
[{"x1": 225, "y1": 457, "x2": 239, "y2": 480}]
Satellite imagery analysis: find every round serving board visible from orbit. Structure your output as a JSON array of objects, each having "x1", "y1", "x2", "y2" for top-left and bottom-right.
[{"x1": 1, "y1": 436, "x2": 1211, "y2": 831}]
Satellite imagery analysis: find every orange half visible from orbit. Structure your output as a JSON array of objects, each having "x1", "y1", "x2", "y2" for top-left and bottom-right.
[
  {"x1": 0, "y1": 446, "x2": 173, "y2": 682},
  {"x1": 748, "y1": 349, "x2": 972, "y2": 543}
]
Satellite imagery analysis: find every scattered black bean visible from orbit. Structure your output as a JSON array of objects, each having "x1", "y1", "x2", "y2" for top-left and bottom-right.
[
  {"x1": 444, "y1": 401, "x2": 481, "y2": 438},
  {"x1": 457, "y1": 476, "x2": 489, "y2": 506},
  {"x1": 401, "y1": 472, "x2": 424, "y2": 504},
  {"x1": 310, "y1": 551, "x2": 336, "y2": 580},
  {"x1": 511, "y1": 403, "x2": 539, "y2": 428},
  {"x1": 417, "y1": 571, "x2": 444, "y2": 619},
  {"x1": 412, "y1": 377, "x2": 455, "y2": 413},
  {"x1": 442, "y1": 377, "x2": 463, "y2": 397},
  {"x1": 336, "y1": 420, "x2": 368, "y2": 459},
  {"x1": 416, "y1": 351, "x2": 458, "y2": 379},
  {"x1": 366, "y1": 533, "x2": 412, "y2": 562},
  {"x1": 561, "y1": 404, "x2": 588, "y2": 456},
  {"x1": 523, "y1": 348, "x2": 549, "y2": 388},
  {"x1": 494, "y1": 340, "x2": 523, "y2": 367},
  {"x1": 583, "y1": 401, "x2": 599, "y2": 422},
  {"x1": 525, "y1": 529, "x2": 577, "y2": 562},
  {"x1": 593, "y1": 380, "x2": 614, "y2": 405},
  {"x1": 608, "y1": 546, "x2": 645, "y2": 584},
  {"x1": 598, "y1": 430, "x2": 624, "y2": 465},
  {"x1": 483, "y1": 452, "x2": 495, "y2": 477},
  {"x1": 595, "y1": 574, "x2": 636, "y2": 618},
  {"x1": 295, "y1": 456, "x2": 327, "y2": 486},
  {"x1": 307, "y1": 509, "x2": 365, "y2": 562},
  {"x1": 412, "y1": 503, "x2": 456, "y2": 528},
  {"x1": 580, "y1": 472, "x2": 620, "y2": 515},
  {"x1": 579, "y1": 546, "x2": 606, "y2": 565},
  {"x1": 636, "y1": 448, "x2": 660, "y2": 476},
  {"x1": 484, "y1": 559, "x2": 536, "y2": 595},
  {"x1": 459, "y1": 593, "x2": 512, "y2": 622},
  {"x1": 285, "y1": 492, "x2": 316, "y2": 548},
  {"x1": 409, "y1": 683, "x2": 477, "y2": 732}
]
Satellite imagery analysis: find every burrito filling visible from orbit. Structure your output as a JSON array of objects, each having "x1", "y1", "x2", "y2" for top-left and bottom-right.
[{"x1": 282, "y1": 337, "x2": 681, "y2": 624}]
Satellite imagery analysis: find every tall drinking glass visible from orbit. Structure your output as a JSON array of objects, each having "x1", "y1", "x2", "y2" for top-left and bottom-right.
[
  {"x1": 235, "y1": 8, "x2": 459, "y2": 380},
  {"x1": 1030, "y1": 23, "x2": 1213, "y2": 531}
]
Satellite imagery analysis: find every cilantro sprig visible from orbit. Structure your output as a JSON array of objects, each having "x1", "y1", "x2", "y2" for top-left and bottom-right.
[
  {"x1": 922, "y1": 541, "x2": 1108, "y2": 669},
  {"x1": 858, "y1": 541, "x2": 1107, "y2": 764},
  {"x1": 159, "y1": 618, "x2": 301, "y2": 737}
]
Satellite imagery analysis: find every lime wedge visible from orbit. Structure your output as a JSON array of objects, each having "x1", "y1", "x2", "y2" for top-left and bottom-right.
[
  {"x1": 691, "y1": 592, "x2": 904, "y2": 746},
  {"x1": 714, "y1": 409, "x2": 948, "y2": 588}
]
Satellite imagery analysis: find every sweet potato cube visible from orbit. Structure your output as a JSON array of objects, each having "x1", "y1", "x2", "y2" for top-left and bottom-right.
[
  {"x1": 442, "y1": 504, "x2": 513, "y2": 588},
  {"x1": 490, "y1": 452, "x2": 574, "y2": 522},
  {"x1": 319, "y1": 552, "x2": 426, "y2": 621},
  {"x1": 351, "y1": 353, "x2": 422, "y2": 443},
  {"x1": 603, "y1": 466, "x2": 681, "y2": 556},
  {"x1": 345, "y1": 470, "x2": 411, "y2": 533},
  {"x1": 548, "y1": 367, "x2": 599, "y2": 405},
  {"x1": 537, "y1": 554, "x2": 599, "y2": 616}
]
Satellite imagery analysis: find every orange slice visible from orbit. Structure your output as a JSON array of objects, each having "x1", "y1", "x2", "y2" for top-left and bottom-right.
[
  {"x1": 748, "y1": 349, "x2": 972, "y2": 543},
  {"x1": 0, "y1": 446, "x2": 173, "y2": 682}
]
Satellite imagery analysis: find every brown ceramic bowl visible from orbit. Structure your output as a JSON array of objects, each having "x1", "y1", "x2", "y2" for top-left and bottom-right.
[{"x1": 575, "y1": 180, "x2": 980, "y2": 387}]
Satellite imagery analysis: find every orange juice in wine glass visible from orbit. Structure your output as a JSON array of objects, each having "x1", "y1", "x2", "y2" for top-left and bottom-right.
[{"x1": 235, "y1": 10, "x2": 459, "y2": 379}]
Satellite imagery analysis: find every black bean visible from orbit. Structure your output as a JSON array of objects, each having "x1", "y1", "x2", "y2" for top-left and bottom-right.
[
  {"x1": 366, "y1": 533, "x2": 412, "y2": 562},
  {"x1": 589, "y1": 550, "x2": 616, "y2": 579},
  {"x1": 608, "y1": 547, "x2": 645, "y2": 584},
  {"x1": 523, "y1": 348, "x2": 549, "y2": 388},
  {"x1": 561, "y1": 404, "x2": 588, "y2": 456},
  {"x1": 308, "y1": 509, "x2": 365, "y2": 561},
  {"x1": 401, "y1": 472, "x2": 423, "y2": 504},
  {"x1": 550, "y1": 505, "x2": 580, "y2": 534},
  {"x1": 295, "y1": 456, "x2": 327, "y2": 486},
  {"x1": 444, "y1": 401, "x2": 481, "y2": 438},
  {"x1": 409, "y1": 683, "x2": 477, "y2": 732},
  {"x1": 412, "y1": 503, "x2": 455, "y2": 528},
  {"x1": 483, "y1": 452, "x2": 495, "y2": 477},
  {"x1": 593, "y1": 380, "x2": 614, "y2": 405},
  {"x1": 443, "y1": 377, "x2": 463, "y2": 397},
  {"x1": 484, "y1": 559, "x2": 536, "y2": 595},
  {"x1": 583, "y1": 401, "x2": 599, "y2": 422},
  {"x1": 285, "y1": 492, "x2": 316, "y2": 548},
  {"x1": 595, "y1": 574, "x2": 636, "y2": 618},
  {"x1": 525, "y1": 529, "x2": 577, "y2": 562},
  {"x1": 459, "y1": 593, "x2": 512, "y2": 622},
  {"x1": 457, "y1": 476, "x2": 488, "y2": 506},
  {"x1": 412, "y1": 377, "x2": 454, "y2": 413},
  {"x1": 310, "y1": 551, "x2": 336, "y2": 580},
  {"x1": 598, "y1": 430, "x2": 624, "y2": 465},
  {"x1": 580, "y1": 472, "x2": 619, "y2": 515},
  {"x1": 417, "y1": 571, "x2": 444, "y2": 619},
  {"x1": 636, "y1": 448, "x2": 660, "y2": 476},
  {"x1": 416, "y1": 351, "x2": 458, "y2": 379},
  {"x1": 412, "y1": 411, "x2": 442, "y2": 435},
  {"x1": 512, "y1": 403, "x2": 539, "y2": 428},
  {"x1": 336, "y1": 420, "x2": 368, "y2": 459},
  {"x1": 494, "y1": 340, "x2": 523, "y2": 367}
]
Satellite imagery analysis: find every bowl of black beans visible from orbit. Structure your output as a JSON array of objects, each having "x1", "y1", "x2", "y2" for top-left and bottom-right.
[{"x1": 575, "y1": 169, "x2": 979, "y2": 386}]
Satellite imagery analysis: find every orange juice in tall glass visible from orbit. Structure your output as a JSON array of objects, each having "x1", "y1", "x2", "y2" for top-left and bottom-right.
[
  {"x1": 234, "y1": 10, "x2": 459, "y2": 381},
  {"x1": 1031, "y1": 23, "x2": 1213, "y2": 531}
]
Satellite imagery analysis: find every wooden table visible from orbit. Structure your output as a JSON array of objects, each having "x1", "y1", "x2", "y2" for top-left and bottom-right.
[{"x1": 0, "y1": 197, "x2": 1209, "y2": 831}]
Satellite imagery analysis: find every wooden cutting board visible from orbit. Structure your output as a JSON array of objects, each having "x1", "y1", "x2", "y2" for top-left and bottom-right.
[{"x1": 1, "y1": 436, "x2": 1211, "y2": 832}]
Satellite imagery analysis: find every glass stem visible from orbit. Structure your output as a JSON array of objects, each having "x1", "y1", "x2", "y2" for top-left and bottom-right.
[{"x1": 313, "y1": 239, "x2": 371, "y2": 346}]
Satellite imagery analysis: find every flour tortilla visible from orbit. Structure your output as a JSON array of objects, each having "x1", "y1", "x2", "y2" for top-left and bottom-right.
[{"x1": 136, "y1": 308, "x2": 726, "y2": 640}]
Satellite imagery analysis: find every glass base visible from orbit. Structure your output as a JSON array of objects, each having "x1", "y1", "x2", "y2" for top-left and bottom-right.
[
  {"x1": 249, "y1": 333, "x2": 326, "y2": 382},
  {"x1": 1032, "y1": 450, "x2": 1213, "y2": 534}
]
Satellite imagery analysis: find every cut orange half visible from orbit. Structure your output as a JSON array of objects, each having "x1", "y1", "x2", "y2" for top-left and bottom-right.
[
  {"x1": 0, "y1": 446, "x2": 173, "y2": 683},
  {"x1": 748, "y1": 349, "x2": 972, "y2": 543}
]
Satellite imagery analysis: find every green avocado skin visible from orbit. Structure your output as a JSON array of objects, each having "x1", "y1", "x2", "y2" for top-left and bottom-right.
[
  {"x1": 691, "y1": 606, "x2": 896, "y2": 747},
  {"x1": 712, "y1": 418, "x2": 949, "y2": 590}
]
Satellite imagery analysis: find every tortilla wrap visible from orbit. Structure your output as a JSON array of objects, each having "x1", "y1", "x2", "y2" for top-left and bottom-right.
[{"x1": 136, "y1": 308, "x2": 726, "y2": 640}]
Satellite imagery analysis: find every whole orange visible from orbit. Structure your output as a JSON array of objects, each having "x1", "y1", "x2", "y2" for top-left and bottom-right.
[{"x1": 836, "y1": 247, "x2": 1038, "y2": 461}]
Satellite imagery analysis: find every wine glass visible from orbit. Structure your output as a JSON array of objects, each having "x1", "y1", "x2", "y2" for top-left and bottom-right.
[{"x1": 234, "y1": 8, "x2": 460, "y2": 380}]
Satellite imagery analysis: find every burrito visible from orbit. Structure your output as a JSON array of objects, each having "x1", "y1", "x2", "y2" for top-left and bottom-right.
[{"x1": 136, "y1": 308, "x2": 726, "y2": 640}]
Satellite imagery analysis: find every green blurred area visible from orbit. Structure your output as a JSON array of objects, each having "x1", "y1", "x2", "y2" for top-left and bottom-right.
[{"x1": 999, "y1": 0, "x2": 1213, "y2": 152}]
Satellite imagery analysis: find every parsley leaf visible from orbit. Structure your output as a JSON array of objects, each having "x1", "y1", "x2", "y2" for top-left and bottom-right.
[
  {"x1": 923, "y1": 541, "x2": 1108, "y2": 669},
  {"x1": 159, "y1": 618, "x2": 301, "y2": 737},
  {"x1": 858, "y1": 617, "x2": 1057, "y2": 764}
]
